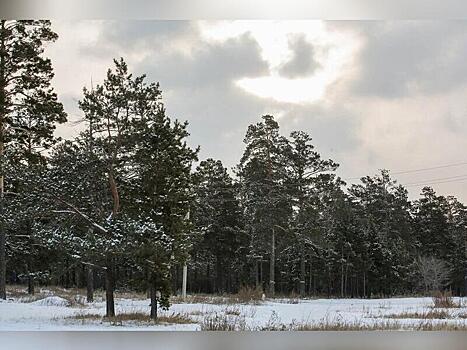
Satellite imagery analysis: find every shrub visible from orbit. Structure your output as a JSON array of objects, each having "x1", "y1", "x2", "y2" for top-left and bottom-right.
[
  {"x1": 432, "y1": 291, "x2": 461, "y2": 308},
  {"x1": 235, "y1": 285, "x2": 264, "y2": 304}
]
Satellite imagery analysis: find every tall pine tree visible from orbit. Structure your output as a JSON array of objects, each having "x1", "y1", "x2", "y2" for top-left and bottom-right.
[{"x1": 0, "y1": 20, "x2": 66, "y2": 299}]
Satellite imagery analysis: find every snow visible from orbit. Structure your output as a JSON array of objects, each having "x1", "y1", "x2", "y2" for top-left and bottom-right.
[
  {"x1": 31, "y1": 296, "x2": 71, "y2": 307},
  {"x1": 1, "y1": 294, "x2": 466, "y2": 331}
]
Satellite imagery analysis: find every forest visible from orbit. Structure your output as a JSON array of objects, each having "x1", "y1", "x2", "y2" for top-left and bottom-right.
[{"x1": 0, "y1": 20, "x2": 466, "y2": 320}]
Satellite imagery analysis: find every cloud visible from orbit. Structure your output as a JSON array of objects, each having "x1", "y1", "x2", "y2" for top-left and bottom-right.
[
  {"x1": 138, "y1": 32, "x2": 269, "y2": 89},
  {"x1": 346, "y1": 21, "x2": 467, "y2": 98},
  {"x1": 278, "y1": 34, "x2": 320, "y2": 78},
  {"x1": 46, "y1": 20, "x2": 467, "y2": 202}
]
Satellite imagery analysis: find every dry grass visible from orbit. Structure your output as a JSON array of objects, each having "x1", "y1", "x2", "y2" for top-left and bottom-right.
[
  {"x1": 409, "y1": 322, "x2": 467, "y2": 331},
  {"x1": 291, "y1": 320, "x2": 403, "y2": 331},
  {"x1": 224, "y1": 306, "x2": 241, "y2": 316},
  {"x1": 201, "y1": 313, "x2": 247, "y2": 331},
  {"x1": 171, "y1": 294, "x2": 228, "y2": 304},
  {"x1": 292, "y1": 320, "x2": 467, "y2": 331},
  {"x1": 382, "y1": 309, "x2": 452, "y2": 320},
  {"x1": 171, "y1": 286, "x2": 265, "y2": 305},
  {"x1": 432, "y1": 291, "x2": 463, "y2": 308},
  {"x1": 231, "y1": 285, "x2": 264, "y2": 304},
  {"x1": 6, "y1": 284, "x2": 149, "y2": 306},
  {"x1": 187, "y1": 310, "x2": 206, "y2": 316},
  {"x1": 5, "y1": 285, "x2": 32, "y2": 298},
  {"x1": 68, "y1": 312, "x2": 194, "y2": 325},
  {"x1": 114, "y1": 290, "x2": 147, "y2": 300}
]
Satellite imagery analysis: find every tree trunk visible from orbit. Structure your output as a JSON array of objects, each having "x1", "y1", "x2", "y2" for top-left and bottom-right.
[
  {"x1": 28, "y1": 273, "x2": 34, "y2": 295},
  {"x1": 150, "y1": 276, "x2": 157, "y2": 321},
  {"x1": 299, "y1": 251, "x2": 306, "y2": 297},
  {"x1": 26, "y1": 260, "x2": 34, "y2": 295},
  {"x1": 344, "y1": 264, "x2": 349, "y2": 297},
  {"x1": 216, "y1": 257, "x2": 223, "y2": 294},
  {"x1": 340, "y1": 257, "x2": 344, "y2": 297},
  {"x1": 269, "y1": 227, "x2": 275, "y2": 296},
  {"x1": 363, "y1": 271, "x2": 366, "y2": 298},
  {"x1": 105, "y1": 259, "x2": 115, "y2": 318},
  {"x1": 86, "y1": 266, "x2": 94, "y2": 303},
  {"x1": 309, "y1": 254, "x2": 314, "y2": 295},
  {"x1": 0, "y1": 20, "x2": 6, "y2": 301},
  {"x1": 182, "y1": 263, "x2": 187, "y2": 300},
  {"x1": 75, "y1": 268, "x2": 80, "y2": 288},
  {"x1": 254, "y1": 260, "x2": 259, "y2": 288}
]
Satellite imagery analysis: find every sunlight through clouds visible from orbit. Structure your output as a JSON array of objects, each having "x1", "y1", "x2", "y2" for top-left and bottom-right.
[{"x1": 199, "y1": 20, "x2": 362, "y2": 104}]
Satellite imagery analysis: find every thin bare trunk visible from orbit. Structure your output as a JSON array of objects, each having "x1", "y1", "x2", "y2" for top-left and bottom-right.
[
  {"x1": 363, "y1": 271, "x2": 366, "y2": 298},
  {"x1": 150, "y1": 275, "x2": 157, "y2": 321},
  {"x1": 299, "y1": 251, "x2": 306, "y2": 296},
  {"x1": 254, "y1": 260, "x2": 259, "y2": 288},
  {"x1": 26, "y1": 259, "x2": 34, "y2": 295},
  {"x1": 340, "y1": 249, "x2": 344, "y2": 298},
  {"x1": 182, "y1": 263, "x2": 187, "y2": 300},
  {"x1": 86, "y1": 266, "x2": 94, "y2": 303},
  {"x1": 269, "y1": 227, "x2": 275, "y2": 296},
  {"x1": 105, "y1": 259, "x2": 115, "y2": 318}
]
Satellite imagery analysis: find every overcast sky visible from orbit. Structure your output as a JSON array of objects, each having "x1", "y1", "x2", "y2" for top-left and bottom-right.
[{"x1": 46, "y1": 20, "x2": 467, "y2": 202}]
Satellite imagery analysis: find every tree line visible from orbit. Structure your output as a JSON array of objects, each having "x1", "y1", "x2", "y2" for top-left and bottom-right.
[{"x1": 0, "y1": 21, "x2": 466, "y2": 319}]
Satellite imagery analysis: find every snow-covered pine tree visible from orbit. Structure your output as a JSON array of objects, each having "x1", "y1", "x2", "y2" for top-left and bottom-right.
[
  {"x1": 124, "y1": 78, "x2": 198, "y2": 320},
  {"x1": 285, "y1": 130, "x2": 338, "y2": 296},
  {"x1": 0, "y1": 20, "x2": 66, "y2": 299},
  {"x1": 349, "y1": 170, "x2": 413, "y2": 296},
  {"x1": 237, "y1": 115, "x2": 292, "y2": 295},
  {"x1": 191, "y1": 159, "x2": 246, "y2": 293},
  {"x1": 70, "y1": 58, "x2": 140, "y2": 317}
]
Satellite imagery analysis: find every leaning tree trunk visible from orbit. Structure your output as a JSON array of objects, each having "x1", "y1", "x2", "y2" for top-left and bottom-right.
[
  {"x1": 86, "y1": 266, "x2": 94, "y2": 303},
  {"x1": 105, "y1": 258, "x2": 115, "y2": 318}
]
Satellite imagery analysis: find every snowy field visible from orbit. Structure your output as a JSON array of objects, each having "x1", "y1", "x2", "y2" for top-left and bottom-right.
[{"x1": 1, "y1": 289, "x2": 467, "y2": 331}]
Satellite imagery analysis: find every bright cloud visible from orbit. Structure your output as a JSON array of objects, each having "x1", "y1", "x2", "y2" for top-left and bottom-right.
[{"x1": 199, "y1": 20, "x2": 362, "y2": 104}]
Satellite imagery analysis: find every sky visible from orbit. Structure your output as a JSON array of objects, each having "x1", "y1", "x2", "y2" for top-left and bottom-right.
[{"x1": 45, "y1": 20, "x2": 467, "y2": 202}]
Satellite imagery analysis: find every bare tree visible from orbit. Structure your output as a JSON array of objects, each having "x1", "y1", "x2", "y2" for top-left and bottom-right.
[{"x1": 415, "y1": 256, "x2": 451, "y2": 293}]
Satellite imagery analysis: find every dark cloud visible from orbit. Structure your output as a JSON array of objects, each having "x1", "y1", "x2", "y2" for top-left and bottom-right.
[
  {"x1": 345, "y1": 21, "x2": 467, "y2": 98},
  {"x1": 278, "y1": 34, "x2": 320, "y2": 78},
  {"x1": 73, "y1": 21, "x2": 273, "y2": 168},
  {"x1": 79, "y1": 20, "x2": 196, "y2": 59},
  {"x1": 137, "y1": 32, "x2": 269, "y2": 88},
  {"x1": 55, "y1": 20, "x2": 363, "y2": 170},
  {"x1": 49, "y1": 20, "x2": 467, "y2": 202}
]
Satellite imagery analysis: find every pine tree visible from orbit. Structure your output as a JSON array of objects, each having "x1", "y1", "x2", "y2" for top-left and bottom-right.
[
  {"x1": 237, "y1": 115, "x2": 291, "y2": 295},
  {"x1": 412, "y1": 188, "x2": 466, "y2": 293},
  {"x1": 349, "y1": 170, "x2": 413, "y2": 296},
  {"x1": 191, "y1": 159, "x2": 245, "y2": 293},
  {"x1": 64, "y1": 58, "x2": 139, "y2": 317},
  {"x1": 126, "y1": 82, "x2": 198, "y2": 319},
  {"x1": 286, "y1": 130, "x2": 338, "y2": 296},
  {"x1": 0, "y1": 20, "x2": 66, "y2": 299}
]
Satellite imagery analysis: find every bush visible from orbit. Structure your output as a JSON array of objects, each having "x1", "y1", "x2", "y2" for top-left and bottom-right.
[
  {"x1": 432, "y1": 291, "x2": 461, "y2": 308},
  {"x1": 235, "y1": 285, "x2": 264, "y2": 304}
]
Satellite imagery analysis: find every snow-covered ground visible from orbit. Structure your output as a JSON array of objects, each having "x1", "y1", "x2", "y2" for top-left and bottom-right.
[{"x1": 1, "y1": 292, "x2": 466, "y2": 331}]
